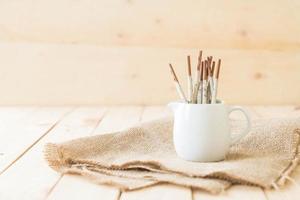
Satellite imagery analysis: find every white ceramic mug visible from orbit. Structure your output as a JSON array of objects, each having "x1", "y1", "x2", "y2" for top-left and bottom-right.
[{"x1": 168, "y1": 101, "x2": 251, "y2": 162}]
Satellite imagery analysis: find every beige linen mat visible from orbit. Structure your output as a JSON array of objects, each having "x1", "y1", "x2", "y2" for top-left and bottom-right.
[{"x1": 45, "y1": 117, "x2": 300, "y2": 194}]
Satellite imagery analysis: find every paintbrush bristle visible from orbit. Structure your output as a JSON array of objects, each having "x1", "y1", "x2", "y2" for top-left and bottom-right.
[
  {"x1": 169, "y1": 63, "x2": 179, "y2": 82},
  {"x1": 187, "y1": 56, "x2": 192, "y2": 76},
  {"x1": 169, "y1": 51, "x2": 222, "y2": 104},
  {"x1": 200, "y1": 61, "x2": 204, "y2": 81},
  {"x1": 198, "y1": 51, "x2": 203, "y2": 62},
  {"x1": 197, "y1": 51, "x2": 202, "y2": 71},
  {"x1": 216, "y1": 59, "x2": 221, "y2": 79},
  {"x1": 204, "y1": 61, "x2": 208, "y2": 80},
  {"x1": 211, "y1": 61, "x2": 215, "y2": 76}
]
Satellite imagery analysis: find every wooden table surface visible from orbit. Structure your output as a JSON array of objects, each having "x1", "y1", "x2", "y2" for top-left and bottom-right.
[{"x1": 0, "y1": 106, "x2": 299, "y2": 200}]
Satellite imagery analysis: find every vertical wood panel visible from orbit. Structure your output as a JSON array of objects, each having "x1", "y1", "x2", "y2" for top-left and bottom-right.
[
  {"x1": 0, "y1": 1, "x2": 299, "y2": 49},
  {"x1": 0, "y1": 43, "x2": 299, "y2": 105}
]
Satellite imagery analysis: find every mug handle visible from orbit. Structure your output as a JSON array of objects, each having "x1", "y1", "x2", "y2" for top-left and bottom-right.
[{"x1": 228, "y1": 106, "x2": 251, "y2": 145}]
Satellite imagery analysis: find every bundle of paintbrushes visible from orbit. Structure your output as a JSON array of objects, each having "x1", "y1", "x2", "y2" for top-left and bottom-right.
[{"x1": 169, "y1": 50, "x2": 221, "y2": 104}]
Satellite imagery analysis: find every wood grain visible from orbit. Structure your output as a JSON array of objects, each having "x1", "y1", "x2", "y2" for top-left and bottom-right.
[
  {"x1": 0, "y1": 107, "x2": 109, "y2": 200},
  {"x1": 0, "y1": 0, "x2": 299, "y2": 50},
  {"x1": 0, "y1": 43, "x2": 299, "y2": 105},
  {"x1": 0, "y1": 0, "x2": 299, "y2": 105},
  {"x1": 0, "y1": 107, "x2": 72, "y2": 173}
]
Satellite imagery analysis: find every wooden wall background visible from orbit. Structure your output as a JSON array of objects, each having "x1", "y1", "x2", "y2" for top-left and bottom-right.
[{"x1": 0, "y1": 0, "x2": 299, "y2": 105}]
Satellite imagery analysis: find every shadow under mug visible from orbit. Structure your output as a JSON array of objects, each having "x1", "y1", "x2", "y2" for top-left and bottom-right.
[{"x1": 168, "y1": 101, "x2": 251, "y2": 162}]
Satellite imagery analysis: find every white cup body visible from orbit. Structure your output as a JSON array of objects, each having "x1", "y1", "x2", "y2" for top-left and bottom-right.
[{"x1": 170, "y1": 102, "x2": 233, "y2": 162}]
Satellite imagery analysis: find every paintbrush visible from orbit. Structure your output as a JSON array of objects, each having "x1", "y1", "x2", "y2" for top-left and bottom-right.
[
  {"x1": 207, "y1": 58, "x2": 215, "y2": 103},
  {"x1": 197, "y1": 61, "x2": 204, "y2": 104},
  {"x1": 169, "y1": 63, "x2": 188, "y2": 102},
  {"x1": 202, "y1": 61, "x2": 208, "y2": 104},
  {"x1": 208, "y1": 57, "x2": 214, "y2": 94},
  {"x1": 211, "y1": 61, "x2": 215, "y2": 75},
  {"x1": 211, "y1": 59, "x2": 221, "y2": 104},
  {"x1": 187, "y1": 55, "x2": 193, "y2": 103},
  {"x1": 192, "y1": 51, "x2": 202, "y2": 103}
]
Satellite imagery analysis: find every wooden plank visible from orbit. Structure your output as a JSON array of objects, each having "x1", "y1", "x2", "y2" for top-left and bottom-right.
[
  {"x1": 0, "y1": 107, "x2": 72, "y2": 174},
  {"x1": 0, "y1": 107, "x2": 110, "y2": 200},
  {"x1": 138, "y1": 106, "x2": 171, "y2": 123},
  {"x1": 0, "y1": 106, "x2": 36, "y2": 165},
  {"x1": 251, "y1": 106, "x2": 300, "y2": 200},
  {"x1": 0, "y1": 106, "x2": 37, "y2": 153},
  {"x1": 0, "y1": 106, "x2": 37, "y2": 124},
  {"x1": 121, "y1": 184, "x2": 192, "y2": 200},
  {"x1": 47, "y1": 106, "x2": 143, "y2": 200},
  {"x1": 120, "y1": 106, "x2": 192, "y2": 200},
  {"x1": 193, "y1": 186, "x2": 266, "y2": 200},
  {"x1": 0, "y1": 1, "x2": 299, "y2": 50},
  {"x1": 47, "y1": 175, "x2": 120, "y2": 200},
  {"x1": 0, "y1": 43, "x2": 299, "y2": 105},
  {"x1": 94, "y1": 106, "x2": 144, "y2": 133}
]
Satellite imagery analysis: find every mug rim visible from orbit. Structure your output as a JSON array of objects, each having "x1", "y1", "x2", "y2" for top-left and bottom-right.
[{"x1": 171, "y1": 99, "x2": 225, "y2": 105}]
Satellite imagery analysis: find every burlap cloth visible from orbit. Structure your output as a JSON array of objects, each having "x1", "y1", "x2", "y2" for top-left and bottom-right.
[{"x1": 45, "y1": 117, "x2": 300, "y2": 194}]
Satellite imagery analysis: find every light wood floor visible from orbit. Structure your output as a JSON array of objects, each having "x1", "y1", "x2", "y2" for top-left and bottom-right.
[{"x1": 0, "y1": 106, "x2": 299, "y2": 200}]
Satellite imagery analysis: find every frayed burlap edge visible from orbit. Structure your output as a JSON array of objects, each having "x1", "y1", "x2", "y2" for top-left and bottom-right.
[
  {"x1": 44, "y1": 128, "x2": 300, "y2": 193},
  {"x1": 271, "y1": 128, "x2": 300, "y2": 190},
  {"x1": 44, "y1": 143, "x2": 229, "y2": 194}
]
